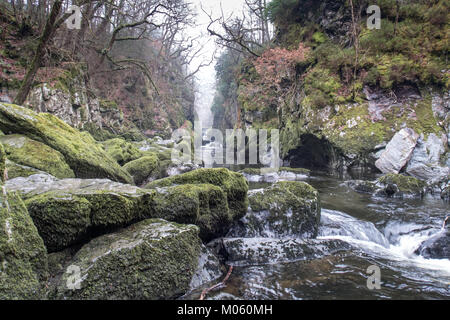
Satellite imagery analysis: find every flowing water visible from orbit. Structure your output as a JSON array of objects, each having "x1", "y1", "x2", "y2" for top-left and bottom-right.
[{"x1": 190, "y1": 173, "x2": 450, "y2": 300}]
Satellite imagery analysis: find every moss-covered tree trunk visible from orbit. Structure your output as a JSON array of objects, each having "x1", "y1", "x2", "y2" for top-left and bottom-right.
[{"x1": 13, "y1": 0, "x2": 63, "y2": 105}]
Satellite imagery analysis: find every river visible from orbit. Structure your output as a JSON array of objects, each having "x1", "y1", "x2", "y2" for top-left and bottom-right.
[{"x1": 186, "y1": 172, "x2": 450, "y2": 300}]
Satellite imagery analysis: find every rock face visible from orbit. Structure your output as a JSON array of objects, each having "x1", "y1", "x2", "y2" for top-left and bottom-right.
[
  {"x1": 0, "y1": 103, "x2": 132, "y2": 183},
  {"x1": 375, "y1": 128, "x2": 419, "y2": 174},
  {"x1": 228, "y1": 181, "x2": 321, "y2": 239},
  {"x1": 0, "y1": 134, "x2": 75, "y2": 179},
  {"x1": 405, "y1": 133, "x2": 449, "y2": 182},
  {"x1": 56, "y1": 219, "x2": 202, "y2": 300},
  {"x1": 146, "y1": 168, "x2": 249, "y2": 220},
  {"x1": 0, "y1": 146, "x2": 48, "y2": 300}
]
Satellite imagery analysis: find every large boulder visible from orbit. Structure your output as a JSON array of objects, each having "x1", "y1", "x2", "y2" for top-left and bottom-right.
[
  {"x1": 153, "y1": 184, "x2": 231, "y2": 241},
  {"x1": 123, "y1": 155, "x2": 160, "y2": 186},
  {"x1": 55, "y1": 219, "x2": 202, "y2": 300},
  {"x1": 375, "y1": 128, "x2": 419, "y2": 174},
  {"x1": 209, "y1": 237, "x2": 351, "y2": 266},
  {"x1": 348, "y1": 173, "x2": 427, "y2": 199},
  {"x1": 0, "y1": 103, "x2": 132, "y2": 183},
  {"x1": 146, "y1": 168, "x2": 249, "y2": 220},
  {"x1": 415, "y1": 221, "x2": 450, "y2": 259},
  {"x1": 0, "y1": 134, "x2": 75, "y2": 179},
  {"x1": 228, "y1": 181, "x2": 321, "y2": 239},
  {"x1": 405, "y1": 133, "x2": 449, "y2": 182},
  {"x1": 0, "y1": 143, "x2": 48, "y2": 299}
]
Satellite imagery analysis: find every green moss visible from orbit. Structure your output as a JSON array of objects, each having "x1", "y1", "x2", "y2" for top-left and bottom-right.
[
  {"x1": 24, "y1": 188, "x2": 156, "y2": 252},
  {"x1": 145, "y1": 168, "x2": 249, "y2": 220},
  {"x1": 99, "y1": 100, "x2": 119, "y2": 111},
  {"x1": 0, "y1": 190, "x2": 48, "y2": 299},
  {"x1": 56, "y1": 219, "x2": 201, "y2": 300},
  {"x1": 123, "y1": 155, "x2": 159, "y2": 185},
  {"x1": 0, "y1": 103, "x2": 132, "y2": 183},
  {"x1": 101, "y1": 138, "x2": 143, "y2": 166},
  {"x1": 25, "y1": 193, "x2": 92, "y2": 252},
  {"x1": 377, "y1": 173, "x2": 426, "y2": 194},
  {"x1": 5, "y1": 159, "x2": 41, "y2": 179},
  {"x1": 153, "y1": 184, "x2": 231, "y2": 241},
  {"x1": 0, "y1": 134, "x2": 75, "y2": 178}
]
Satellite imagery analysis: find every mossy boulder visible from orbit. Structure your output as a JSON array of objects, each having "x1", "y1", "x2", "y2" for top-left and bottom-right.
[
  {"x1": 229, "y1": 181, "x2": 321, "y2": 239},
  {"x1": 0, "y1": 134, "x2": 75, "y2": 178},
  {"x1": 153, "y1": 184, "x2": 231, "y2": 241},
  {"x1": 145, "y1": 168, "x2": 249, "y2": 220},
  {"x1": 0, "y1": 103, "x2": 132, "y2": 183},
  {"x1": 0, "y1": 190, "x2": 48, "y2": 299},
  {"x1": 23, "y1": 184, "x2": 155, "y2": 252},
  {"x1": 101, "y1": 138, "x2": 143, "y2": 165},
  {"x1": 123, "y1": 155, "x2": 159, "y2": 185},
  {"x1": 56, "y1": 219, "x2": 201, "y2": 300}
]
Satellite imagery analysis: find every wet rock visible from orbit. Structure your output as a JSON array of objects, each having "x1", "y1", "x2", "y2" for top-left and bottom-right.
[
  {"x1": 55, "y1": 219, "x2": 202, "y2": 299},
  {"x1": 0, "y1": 186, "x2": 48, "y2": 299},
  {"x1": 0, "y1": 95, "x2": 12, "y2": 104},
  {"x1": 211, "y1": 237, "x2": 351, "y2": 266},
  {"x1": 405, "y1": 133, "x2": 449, "y2": 182},
  {"x1": 375, "y1": 128, "x2": 419, "y2": 174},
  {"x1": 228, "y1": 181, "x2": 321, "y2": 239},
  {"x1": 441, "y1": 186, "x2": 450, "y2": 202},
  {"x1": 348, "y1": 174, "x2": 427, "y2": 199},
  {"x1": 166, "y1": 163, "x2": 200, "y2": 177},
  {"x1": 0, "y1": 103, "x2": 132, "y2": 183},
  {"x1": 415, "y1": 220, "x2": 450, "y2": 260},
  {"x1": 5, "y1": 159, "x2": 43, "y2": 179},
  {"x1": 0, "y1": 134, "x2": 75, "y2": 179}
]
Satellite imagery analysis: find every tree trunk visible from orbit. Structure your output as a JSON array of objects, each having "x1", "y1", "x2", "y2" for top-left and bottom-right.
[{"x1": 13, "y1": 0, "x2": 62, "y2": 105}]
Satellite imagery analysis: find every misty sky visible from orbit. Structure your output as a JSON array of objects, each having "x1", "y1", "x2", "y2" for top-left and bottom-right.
[{"x1": 188, "y1": 0, "x2": 248, "y2": 127}]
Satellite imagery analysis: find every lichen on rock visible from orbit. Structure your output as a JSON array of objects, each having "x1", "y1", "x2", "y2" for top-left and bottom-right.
[{"x1": 55, "y1": 219, "x2": 202, "y2": 300}]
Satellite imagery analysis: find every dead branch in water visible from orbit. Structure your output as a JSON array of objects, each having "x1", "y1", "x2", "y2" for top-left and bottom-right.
[{"x1": 199, "y1": 265, "x2": 233, "y2": 300}]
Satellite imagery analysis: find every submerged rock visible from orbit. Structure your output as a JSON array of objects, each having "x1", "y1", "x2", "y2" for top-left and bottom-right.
[
  {"x1": 56, "y1": 219, "x2": 202, "y2": 300},
  {"x1": 375, "y1": 128, "x2": 419, "y2": 174},
  {"x1": 0, "y1": 134, "x2": 75, "y2": 179},
  {"x1": 122, "y1": 154, "x2": 159, "y2": 185},
  {"x1": 347, "y1": 173, "x2": 427, "y2": 199},
  {"x1": 0, "y1": 103, "x2": 132, "y2": 183},
  {"x1": 240, "y1": 167, "x2": 310, "y2": 183},
  {"x1": 228, "y1": 181, "x2": 321, "y2": 239},
  {"x1": 146, "y1": 168, "x2": 249, "y2": 220}
]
